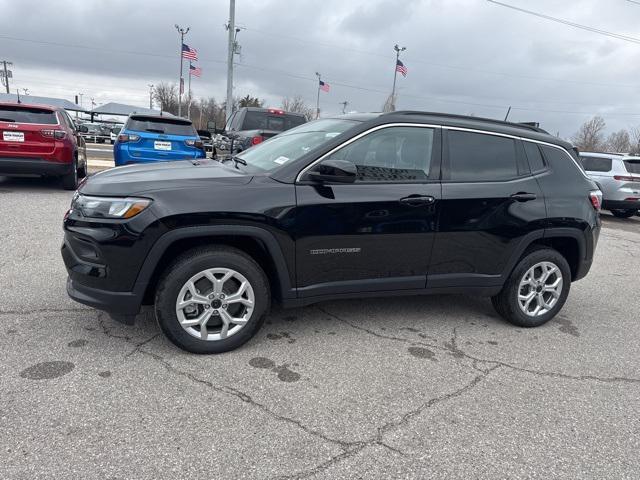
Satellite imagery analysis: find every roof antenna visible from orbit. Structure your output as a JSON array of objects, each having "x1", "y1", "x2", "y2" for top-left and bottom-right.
[
  {"x1": 504, "y1": 106, "x2": 511, "y2": 121},
  {"x1": 16, "y1": 88, "x2": 21, "y2": 104}
]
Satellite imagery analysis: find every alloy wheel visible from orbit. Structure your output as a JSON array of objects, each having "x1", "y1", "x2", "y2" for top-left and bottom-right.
[
  {"x1": 517, "y1": 261, "x2": 563, "y2": 317},
  {"x1": 175, "y1": 267, "x2": 255, "y2": 341}
]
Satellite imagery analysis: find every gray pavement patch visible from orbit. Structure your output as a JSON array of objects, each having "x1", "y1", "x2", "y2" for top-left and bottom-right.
[
  {"x1": 19, "y1": 361, "x2": 75, "y2": 380},
  {"x1": 249, "y1": 356, "x2": 276, "y2": 369},
  {"x1": 67, "y1": 339, "x2": 88, "y2": 348},
  {"x1": 553, "y1": 316, "x2": 580, "y2": 337},
  {"x1": 407, "y1": 346, "x2": 437, "y2": 361}
]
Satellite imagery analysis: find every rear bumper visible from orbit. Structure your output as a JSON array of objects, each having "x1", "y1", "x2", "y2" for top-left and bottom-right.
[
  {"x1": 114, "y1": 146, "x2": 205, "y2": 166},
  {"x1": 0, "y1": 157, "x2": 72, "y2": 176},
  {"x1": 603, "y1": 199, "x2": 640, "y2": 211}
]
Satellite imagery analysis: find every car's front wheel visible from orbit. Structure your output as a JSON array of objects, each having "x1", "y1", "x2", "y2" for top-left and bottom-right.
[
  {"x1": 610, "y1": 209, "x2": 637, "y2": 219},
  {"x1": 155, "y1": 246, "x2": 270, "y2": 353},
  {"x1": 492, "y1": 248, "x2": 571, "y2": 328}
]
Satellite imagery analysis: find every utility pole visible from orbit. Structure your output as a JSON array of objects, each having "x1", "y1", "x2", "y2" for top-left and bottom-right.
[
  {"x1": 315, "y1": 72, "x2": 322, "y2": 119},
  {"x1": 340, "y1": 100, "x2": 349, "y2": 114},
  {"x1": 175, "y1": 24, "x2": 190, "y2": 117},
  {"x1": 187, "y1": 61, "x2": 193, "y2": 118},
  {"x1": 1, "y1": 61, "x2": 12, "y2": 94},
  {"x1": 390, "y1": 44, "x2": 406, "y2": 107},
  {"x1": 148, "y1": 84, "x2": 154, "y2": 109},
  {"x1": 225, "y1": 0, "x2": 236, "y2": 122}
]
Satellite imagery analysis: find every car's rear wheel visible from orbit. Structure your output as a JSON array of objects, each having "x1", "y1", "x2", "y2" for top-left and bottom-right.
[
  {"x1": 155, "y1": 246, "x2": 270, "y2": 353},
  {"x1": 492, "y1": 248, "x2": 571, "y2": 328},
  {"x1": 610, "y1": 209, "x2": 637, "y2": 219},
  {"x1": 61, "y1": 158, "x2": 78, "y2": 190}
]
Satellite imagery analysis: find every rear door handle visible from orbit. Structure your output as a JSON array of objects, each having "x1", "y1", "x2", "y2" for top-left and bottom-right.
[
  {"x1": 511, "y1": 192, "x2": 537, "y2": 202},
  {"x1": 399, "y1": 195, "x2": 436, "y2": 206}
]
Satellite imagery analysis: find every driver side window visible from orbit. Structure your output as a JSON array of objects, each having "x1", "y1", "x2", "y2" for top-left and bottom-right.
[{"x1": 325, "y1": 126, "x2": 434, "y2": 182}]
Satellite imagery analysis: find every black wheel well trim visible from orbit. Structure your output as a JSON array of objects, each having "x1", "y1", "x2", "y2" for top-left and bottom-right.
[
  {"x1": 132, "y1": 225, "x2": 294, "y2": 300},
  {"x1": 502, "y1": 228, "x2": 586, "y2": 282}
]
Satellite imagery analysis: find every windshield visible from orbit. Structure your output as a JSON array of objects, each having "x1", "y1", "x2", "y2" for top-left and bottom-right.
[
  {"x1": 0, "y1": 106, "x2": 58, "y2": 124},
  {"x1": 236, "y1": 119, "x2": 359, "y2": 172},
  {"x1": 127, "y1": 117, "x2": 197, "y2": 136}
]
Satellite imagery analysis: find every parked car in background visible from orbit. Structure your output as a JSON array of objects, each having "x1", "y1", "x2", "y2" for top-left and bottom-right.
[
  {"x1": 114, "y1": 114, "x2": 205, "y2": 166},
  {"x1": 197, "y1": 129, "x2": 214, "y2": 155},
  {"x1": 63, "y1": 111, "x2": 601, "y2": 353},
  {"x1": 216, "y1": 107, "x2": 306, "y2": 156},
  {"x1": 110, "y1": 126, "x2": 122, "y2": 144},
  {"x1": 0, "y1": 102, "x2": 87, "y2": 190},
  {"x1": 80, "y1": 123, "x2": 110, "y2": 144},
  {"x1": 579, "y1": 152, "x2": 640, "y2": 218}
]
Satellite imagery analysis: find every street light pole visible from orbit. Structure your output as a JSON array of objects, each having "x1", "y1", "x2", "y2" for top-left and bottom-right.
[
  {"x1": 340, "y1": 100, "x2": 348, "y2": 114},
  {"x1": 148, "y1": 84, "x2": 154, "y2": 109},
  {"x1": 175, "y1": 24, "x2": 190, "y2": 117},
  {"x1": 187, "y1": 61, "x2": 193, "y2": 118},
  {"x1": 390, "y1": 44, "x2": 406, "y2": 105},
  {"x1": 225, "y1": 0, "x2": 236, "y2": 122},
  {"x1": 1, "y1": 60, "x2": 12, "y2": 94}
]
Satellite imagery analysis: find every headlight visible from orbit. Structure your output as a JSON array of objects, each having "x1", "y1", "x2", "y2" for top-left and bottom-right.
[{"x1": 72, "y1": 195, "x2": 152, "y2": 219}]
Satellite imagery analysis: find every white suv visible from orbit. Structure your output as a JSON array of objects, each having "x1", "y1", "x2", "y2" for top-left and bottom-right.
[{"x1": 579, "y1": 152, "x2": 640, "y2": 218}]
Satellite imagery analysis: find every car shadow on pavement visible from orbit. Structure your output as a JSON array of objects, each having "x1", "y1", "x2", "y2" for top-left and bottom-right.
[{"x1": 0, "y1": 175, "x2": 65, "y2": 192}]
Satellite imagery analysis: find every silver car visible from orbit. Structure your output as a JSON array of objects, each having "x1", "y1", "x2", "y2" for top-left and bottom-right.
[{"x1": 579, "y1": 152, "x2": 640, "y2": 218}]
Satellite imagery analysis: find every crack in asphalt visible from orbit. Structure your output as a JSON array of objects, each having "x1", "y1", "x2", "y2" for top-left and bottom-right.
[
  {"x1": 317, "y1": 306, "x2": 640, "y2": 385},
  {"x1": 0, "y1": 307, "x2": 91, "y2": 316}
]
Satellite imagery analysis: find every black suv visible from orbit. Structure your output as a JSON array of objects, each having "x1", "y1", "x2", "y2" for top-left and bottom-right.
[
  {"x1": 218, "y1": 107, "x2": 306, "y2": 155},
  {"x1": 62, "y1": 111, "x2": 601, "y2": 353}
]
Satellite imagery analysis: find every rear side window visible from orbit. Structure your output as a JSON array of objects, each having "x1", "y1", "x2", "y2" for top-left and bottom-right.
[
  {"x1": 0, "y1": 106, "x2": 58, "y2": 124},
  {"x1": 242, "y1": 112, "x2": 304, "y2": 131},
  {"x1": 447, "y1": 130, "x2": 518, "y2": 181},
  {"x1": 580, "y1": 156, "x2": 612, "y2": 172},
  {"x1": 523, "y1": 142, "x2": 546, "y2": 172},
  {"x1": 623, "y1": 160, "x2": 640, "y2": 174},
  {"x1": 126, "y1": 117, "x2": 196, "y2": 136}
]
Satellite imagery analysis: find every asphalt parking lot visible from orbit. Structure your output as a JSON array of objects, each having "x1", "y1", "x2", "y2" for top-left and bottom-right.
[{"x1": 1, "y1": 176, "x2": 639, "y2": 479}]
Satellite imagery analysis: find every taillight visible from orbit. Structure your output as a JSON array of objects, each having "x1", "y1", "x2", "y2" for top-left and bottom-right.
[
  {"x1": 118, "y1": 133, "x2": 140, "y2": 143},
  {"x1": 185, "y1": 139, "x2": 204, "y2": 149},
  {"x1": 589, "y1": 190, "x2": 602, "y2": 212},
  {"x1": 251, "y1": 135, "x2": 263, "y2": 145},
  {"x1": 613, "y1": 175, "x2": 640, "y2": 182},
  {"x1": 41, "y1": 129, "x2": 66, "y2": 140}
]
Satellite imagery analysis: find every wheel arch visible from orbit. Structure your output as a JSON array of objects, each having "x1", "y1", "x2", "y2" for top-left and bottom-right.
[{"x1": 134, "y1": 226, "x2": 294, "y2": 306}]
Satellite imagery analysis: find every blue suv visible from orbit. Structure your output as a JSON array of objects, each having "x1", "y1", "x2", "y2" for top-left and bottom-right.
[{"x1": 114, "y1": 114, "x2": 205, "y2": 166}]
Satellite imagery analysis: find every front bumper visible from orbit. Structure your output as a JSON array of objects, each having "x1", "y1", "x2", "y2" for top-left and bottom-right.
[
  {"x1": 66, "y1": 277, "x2": 142, "y2": 318},
  {"x1": 0, "y1": 157, "x2": 73, "y2": 176}
]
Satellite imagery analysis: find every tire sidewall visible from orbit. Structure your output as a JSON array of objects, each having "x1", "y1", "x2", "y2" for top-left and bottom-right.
[
  {"x1": 502, "y1": 249, "x2": 571, "y2": 327},
  {"x1": 155, "y1": 249, "x2": 270, "y2": 354}
]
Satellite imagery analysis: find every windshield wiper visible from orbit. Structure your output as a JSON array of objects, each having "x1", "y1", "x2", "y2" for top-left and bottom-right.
[
  {"x1": 0, "y1": 117, "x2": 16, "y2": 122},
  {"x1": 220, "y1": 155, "x2": 247, "y2": 169}
]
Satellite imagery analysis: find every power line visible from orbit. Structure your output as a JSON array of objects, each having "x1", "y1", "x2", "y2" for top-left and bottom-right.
[{"x1": 486, "y1": 0, "x2": 640, "y2": 44}]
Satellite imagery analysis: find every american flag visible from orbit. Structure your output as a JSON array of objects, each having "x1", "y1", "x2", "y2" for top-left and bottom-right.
[
  {"x1": 396, "y1": 59, "x2": 408, "y2": 77},
  {"x1": 319, "y1": 80, "x2": 330, "y2": 92},
  {"x1": 189, "y1": 64, "x2": 202, "y2": 77},
  {"x1": 182, "y1": 43, "x2": 198, "y2": 61}
]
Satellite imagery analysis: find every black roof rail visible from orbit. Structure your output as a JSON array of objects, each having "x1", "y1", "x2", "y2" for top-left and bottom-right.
[{"x1": 386, "y1": 110, "x2": 549, "y2": 134}]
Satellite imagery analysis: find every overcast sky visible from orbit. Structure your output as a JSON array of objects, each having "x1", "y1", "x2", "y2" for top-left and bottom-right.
[{"x1": 2, "y1": 0, "x2": 640, "y2": 137}]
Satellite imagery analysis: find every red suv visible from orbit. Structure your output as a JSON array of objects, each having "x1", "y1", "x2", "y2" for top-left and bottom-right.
[{"x1": 0, "y1": 102, "x2": 87, "y2": 190}]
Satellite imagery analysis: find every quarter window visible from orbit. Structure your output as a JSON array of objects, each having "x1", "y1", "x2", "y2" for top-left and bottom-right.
[
  {"x1": 580, "y1": 156, "x2": 612, "y2": 172},
  {"x1": 447, "y1": 130, "x2": 518, "y2": 182},
  {"x1": 325, "y1": 126, "x2": 434, "y2": 182},
  {"x1": 523, "y1": 142, "x2": 546, "y2": 172}
]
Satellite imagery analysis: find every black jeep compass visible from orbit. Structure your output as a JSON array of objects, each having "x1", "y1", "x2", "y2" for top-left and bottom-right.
[{"x1": 62, "y1": 111, "x2": 601, "y2": 353}]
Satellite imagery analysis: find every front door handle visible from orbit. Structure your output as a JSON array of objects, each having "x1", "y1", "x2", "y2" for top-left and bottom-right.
[
  {"x1": 511, "y1": 192, "x2": 537, "y2": 202},
  {"x1": 399, "y1": 195, "x2": 435, "y2": 207}
]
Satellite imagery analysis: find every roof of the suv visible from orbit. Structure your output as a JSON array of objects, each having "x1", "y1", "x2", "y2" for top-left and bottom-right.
[
  {"x1": 580, "y1": 151, "x2": 640, "y2": 160},
  {"x1": 129, "y1": 114, "x2": 192, "y2": 124},
  {"x1": 240, "y1": 107, "x2": 305, "y2": 117}
]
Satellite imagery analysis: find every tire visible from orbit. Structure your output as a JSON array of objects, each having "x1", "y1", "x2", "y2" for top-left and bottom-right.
[
  {"x1": 77, "y1": 159, "x2": 87, "y2": 178},
  {"x1": 491, "y1": 248, "x2": 571, "y2": 328},
  {"x1": 610, "y1": 209, "x2": 637, "y2": 219},
  {"x1": 155, "y1": 246, "x2": 270, "y2": 354},
  {"x1": 61, "y1": 158, "x2": 78, "y2": 190}
]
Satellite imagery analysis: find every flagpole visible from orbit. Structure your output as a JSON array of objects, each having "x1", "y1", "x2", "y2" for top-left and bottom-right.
[
  {"x1": 391, "y1": 44, "x2": 406, "y2": 107},
  {"x1": 187, "y1": 61, "x2": 192, "y2": 118},
  {"x1": 315, "y1": 72, "x2": 321, "y2": 119},
  {"x1": 175, "y1": 25, "x2": 190, "y2": 117}
]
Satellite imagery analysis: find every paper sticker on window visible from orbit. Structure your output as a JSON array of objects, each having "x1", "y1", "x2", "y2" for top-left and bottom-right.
[
  {"x1": 325, "y1": 132, "x2": 340, "y2": 138},
  {"x1": 274, "y1": 156, "x2": 290, "y2": 165}
]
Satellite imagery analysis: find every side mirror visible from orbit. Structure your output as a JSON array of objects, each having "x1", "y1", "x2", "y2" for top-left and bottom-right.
[
  {"x1": 78, "y1": 125, "x2": 88, "y2": 133},
  {"x1": 305, "y1": 159, "x2": 357, "y2": 184}
]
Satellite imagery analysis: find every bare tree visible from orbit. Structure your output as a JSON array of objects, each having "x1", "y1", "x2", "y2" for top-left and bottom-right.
[
  {"x1": 382, "y1": 94, "x2": 395, "y2": 113},
  {"x1": 629, "y1": 126, "x2": 640, "y2": 155},
  {"x1": 281, "y1": 95, "x2": 315, "y2": 121},
  {"x1": 605, "y1": 129, "x2": 631, "y2": 153},
  {"x1": 153, "y1": 83, "x2": 178, "y2": 115},
  {"x1": 571, "y1": 116, "x2": 606, "y2": 151}
]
